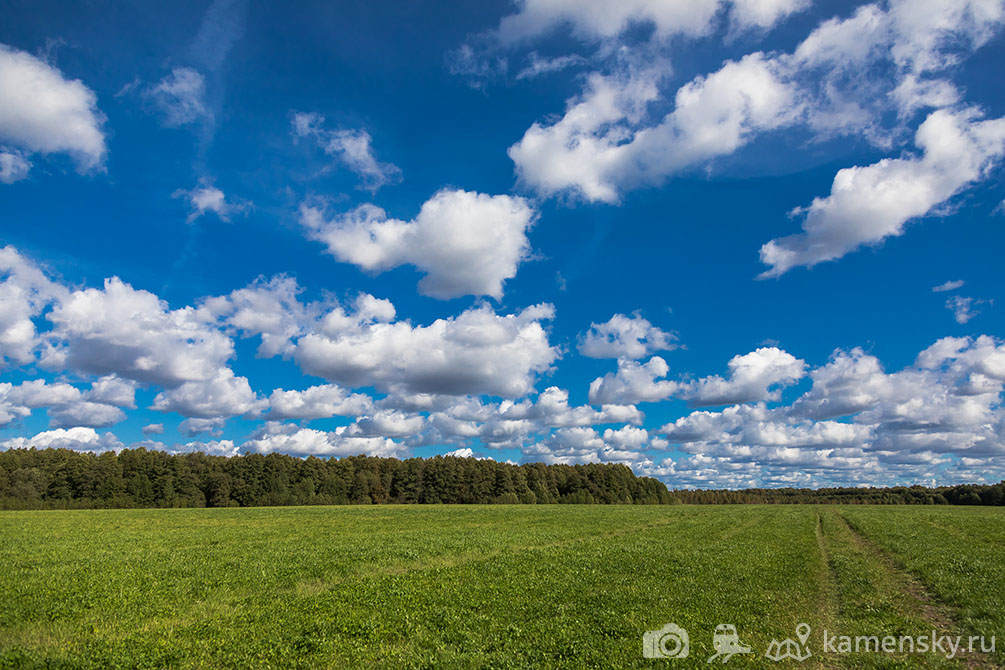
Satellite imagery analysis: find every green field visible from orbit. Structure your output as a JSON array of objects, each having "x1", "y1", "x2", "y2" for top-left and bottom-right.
[{"x1": 1, "y1": 506, "x2": 1002, "y2": 668}]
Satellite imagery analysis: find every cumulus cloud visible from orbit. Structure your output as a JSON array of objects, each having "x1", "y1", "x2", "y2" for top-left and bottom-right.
[
  {"x1": 179, "y1": 417, "x2": 227, "y2": 437},
  {"x1": 492, "y1": 0, "x2": 806, "y2": 44},
  {"x1": 588, "y1": 346, "x2": 804, "y2": 407},
  {"x1": 43, "y1": 276, "x2": 234, "y2": 386},
  {"x1": 521, "y1": 424, "x2": 659, "y2": 465},
  {"x1": 0, "y1": 44, "x2": 106, "y2": 171},
  {"x1": 508, "y1": 67, "x2": 660, "y2": 203},
  {"x1": 143, "y1": 67, "x2": 210, "y2": 127},
  {"x1": 502, "y1": 0, "x2": 1005, "y2": 210},
  {"x1": 151, "y1": 368, "x2": 264, "y2": 418},
  {"x1": 588, "y1": 356, "x2": 678, "y2": 405},
  {"x1": 0, "y1": 378, "x2": 128, "y2": 429},
  {"x1": 85, "y1": 375, "x2": 136, "y2": 408},
  {"x1": 47, "y1": 402, "x2": 126, "y2": 428},
  {"x1": 173, "y1": 438, "x2": 239, "y2": 457},
  {"x1": 0, "y1": 149, "x2": 30, "y2": 183},
  {"x1": 347, "y1": 409, "x2": 426, "y2": 438},
  {"x1": 499, "y1": 386, "x2": 643, "y2": 427},
  {"x1": 444, "y1": 447, "x2": 481, "y2": 459},
  {"x1": 510, "y1": 53, "x2": 798, "y2": 202},
  {"x1": 677, "y1": 347, "x2": 806, "y2": 406},
  {"x1": 0, "y1": 246, "x2": 67, "y2": 366},
  {"x1": 578, "y1": 312, "x2": 677, "y2": 359},
  {"x1": 650, "y1": 335, "x2": 1005, "y2": 487},
  {"x1": 266, "y1": 383, "x2": 374, "y2": 420},
  {"x1": 300, "y1": 189, "x2": 537, "y2": 299},
  {"x1": 142, "y1": 423, "x2": 165, "y2": 435},
  {"x1": 0, "y1": 426, "x2": 122, "y2": 452},
  {"x1": 243, "y1": 421, "x2": 406, "y2": 458},
  {"x1": 730, "y1": 0, "x2": 810, "y2": 30},
  {"x1": 292, "y1": 112, "x2": 401, "y2": 191},
  {"x1": 172, "y1": 183, "x2": 249, "y2": 223},
  {"x1": 760, "y1": 109, "x2": 1005, "y2": 276},
  {"x1": 201, "y1": 275, "x2": 314, "y2": 358},
  {"x1": 296, "y1": 299, "x2": 558, "y2": 398}
]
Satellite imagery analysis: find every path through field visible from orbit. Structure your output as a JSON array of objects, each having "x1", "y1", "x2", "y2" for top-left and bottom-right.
[{"x1": 1, "y1": 506, "x2": 1002, "y2": 668}]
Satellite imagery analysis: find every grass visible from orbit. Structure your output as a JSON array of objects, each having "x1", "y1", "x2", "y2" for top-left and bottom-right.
[{"x1": 0, "y1": 505, "x2": 1002, "y2": 668}]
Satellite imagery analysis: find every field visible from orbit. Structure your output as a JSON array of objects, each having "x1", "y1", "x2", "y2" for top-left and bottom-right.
[{"x1": 1, "y1": 506, "x2": 1002, "y2": 668}]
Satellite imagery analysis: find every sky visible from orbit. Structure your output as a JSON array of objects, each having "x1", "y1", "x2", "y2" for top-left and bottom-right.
[{"x1": 1, "y1": 0, "x2": 1004, "y2": 489}]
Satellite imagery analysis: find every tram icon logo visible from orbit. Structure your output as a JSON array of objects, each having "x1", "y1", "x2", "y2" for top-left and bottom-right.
[{"x1": 707, "y1": 624, "x2": 752, "y2": 663}]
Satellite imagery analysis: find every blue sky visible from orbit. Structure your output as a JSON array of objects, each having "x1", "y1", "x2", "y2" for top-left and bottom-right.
[{"x1": 1, "y1": 0, "x2": 1004, "y2": 488}]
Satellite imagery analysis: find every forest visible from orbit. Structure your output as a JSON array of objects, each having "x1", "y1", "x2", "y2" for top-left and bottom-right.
[
  {"x1": 0, "y1": 447, "x2": 673, "y2": 509},
  {"x1": 0, "y1": 448, "x2": 1002, "y2": 509}
]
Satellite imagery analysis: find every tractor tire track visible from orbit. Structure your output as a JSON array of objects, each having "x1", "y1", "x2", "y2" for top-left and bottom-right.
[{"x1": 834, "y1": 511, "x2": 996, "y2": 669}]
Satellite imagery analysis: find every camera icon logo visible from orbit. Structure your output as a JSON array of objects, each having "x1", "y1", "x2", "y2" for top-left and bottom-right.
[{"x1": 643, "y1": 622, "x2": 690, "y2": 659}]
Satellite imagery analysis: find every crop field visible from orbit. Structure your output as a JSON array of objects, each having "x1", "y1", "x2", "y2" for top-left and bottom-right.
[{"x1": 1, "y1": 505, "x2": 1002, "y2": 669}]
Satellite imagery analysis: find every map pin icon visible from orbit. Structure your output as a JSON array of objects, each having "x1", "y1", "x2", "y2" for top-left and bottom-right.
[{"x1": 796, "y1": 623, "x2": 811, "y2": 645}]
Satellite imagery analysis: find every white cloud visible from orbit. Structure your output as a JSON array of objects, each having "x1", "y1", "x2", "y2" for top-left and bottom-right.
[
  {"x1": 677, "y1": 346, "x2": 806, "y2": 406},
  {"x1": 515, "y1": 52, "x2": 586, "y2": 80},
  {"x1": 266, "y1": 383, "x2": 374, "y2": 420},
  {"x1": 296, "y1": 300, "x2": 558, "y2": 398},
  {"x1": 0, "y1": 149, "x2": 30, "y2": 183},
  {"x1": 588, "y1": 356, "x2": 678, "y2": 405},
  {"x1": 0, "y1": 246, "x2": 67, "y2": 366},
  {"x1": 179, "y1": 417, "x2": 226, "y2": 437},
  {"x1": 143, "y1": 67, "x2": 210, "y2": 127},
  {"x1": 759, "y1": 109, "x2": 1005, "y2": 276},
  {"x1": 85, "y1": 375, "x2": 136, "y2": 408},
  {"x1": 588, "y1": 346, "x2": 805, "y2": 407},
  {"x1": 521, "y1": 424, "x2": 657, "y2": 465},
  {"x1": 504, "y1": 0, "x2": 1005, "y2": 206},
  {"x1": 201, "y1": 275, "x2": 313, "y2": 358},
  {"x1": 348, "y1": 410, "x2": 426, "y2": 438},
  {"x1": 0, "y1": 427, "x2": 122, "y2": 452},
  {"x1": 151, "y1": 368, "x2": 263, "y2": 418},
  {"x1": 730, "y1": 0, "x2": 809, "y2": 30},
  {"x1": 301, "y1": 189, "x2": 537, "y2": 299},
  {"x1": 0, "y1": 378, "x2": 129, "y2": 429},
  {"x1": 44, "y1": 276, "x2": 234, "y2": 386},
  {"x1": 510, "y1": 53, "x2": 798, "y2": 202},
  {"x1": 790, "y1": 0, "x2": 1004, "y2": 136},
  {"x1": 173, "y1": 439, "x2": 239, "y2": 457},
  {"x1": 243, "y1": 421, "x2": 406, "y2": 458},
  {"x1": 932, "y1": 279, "x2": 965, "y2": 292},
  {"x1": 492, "y1": 0, "x2": 804, "y2": 44},
  {"x1": 578, "y1": 312, "x2": 677, "y2": 359},
  {"x1": 499, "y1": 385, "x2": 643, "y2": 427},
  {"x1": 649, "y1": 335, "x2": 1005, "y2": 487},
  {"x1": 292, "y1": 112, "x2": 401, "y2": 191},
  {"x1": 5, "y1": 379, "x2": 81, "y2": 408},
  {"x1": 172, "y1": 183, "x2": 249, "y2": 223},
  {"x1": 945, "y1": 295, "x2": 988, "y2": 324},
  {"x1": 142, "y1": 423, "x2": 165, "y2": 435},
  {"x1": 508, "y1": 68, "x2": 660, "y2": 203},
  {"x1": 47, "y1": 401, "x2": 125, "y2": 428},
  {"x1": 0, "y1": 44, "x2": 106, "y2": 171},
  {"x1": 444, "y1": 447, "x2": 481, "y2": 458}
]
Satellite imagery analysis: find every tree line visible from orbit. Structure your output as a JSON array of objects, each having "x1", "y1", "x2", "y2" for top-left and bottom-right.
[
  {"x1": 675, "y1": 483, "x2": 1005, "y2": 506},
  {"x1": 0, "y1": 448, "x2": 673, "y2": 509},
  {"x1": 1, "y1": 448, "x2": 1002, "y2": 509}
]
